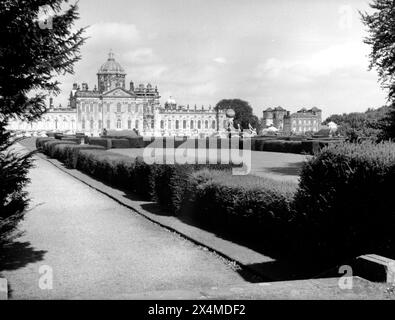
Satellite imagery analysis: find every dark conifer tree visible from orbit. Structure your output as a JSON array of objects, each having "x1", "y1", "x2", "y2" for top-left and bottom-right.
[{"x1": 0, "y1": 0, "x2": 85, "y2": 245}]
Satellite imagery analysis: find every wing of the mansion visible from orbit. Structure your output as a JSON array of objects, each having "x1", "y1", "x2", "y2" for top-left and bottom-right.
[{"x1": 8, "y1": 51, "x2": 227, "y2": 137}]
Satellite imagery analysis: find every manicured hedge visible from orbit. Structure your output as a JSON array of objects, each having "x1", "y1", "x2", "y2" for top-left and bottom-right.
[
  {"x1": 54, "y1": 133, "x2": 64, "y2": 140},
  {"x1": 125, "y1": 137, "x2": 145, "y2": 148},
  {"x1": 42, "y1": 140, "x2": 77, "y2": 158},
  {"x1": 153, "y1": 163, "x2": 234, "y2": 215},
  {"x1": 76, "y1": 149, "x2": 135, "y2": 188},
  {"x1": 36, "y1": 137, "x2": 54, "y2": 150},
  {"x1": 88, "y1": 137, "x2": 110, "y2": 149},
  {"x1": 110, "y1": 138, "x2": 130, "y2": 149},
  {"x1": 60, "y1": 144, "x2": 106, "y2": 168},
  {"x1": 188, "y1": 170, "x2": 297, "y2": 253},
  {"x1": 293, "y1": 141, "x2": 395, "y2": 262}
]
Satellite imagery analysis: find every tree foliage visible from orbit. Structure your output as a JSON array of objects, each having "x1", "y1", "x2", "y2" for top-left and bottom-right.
[
  {"x1": 0, "y1": 0, "x2": 85, "y2": 245},
  {"x1": 324, "y1": 106, "x2": 389, "y2": 142},
  {"x1": 361, "y1": 0, "x2": 395, "y2": 139},
  {"x1": 215, "y1": 99, "x2": 261, "y2": 131}
]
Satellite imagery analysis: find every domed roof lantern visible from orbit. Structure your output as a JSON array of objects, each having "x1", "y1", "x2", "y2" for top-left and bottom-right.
[{"x1": 97, "y1": 50, "x2": 126, "y2": 75}]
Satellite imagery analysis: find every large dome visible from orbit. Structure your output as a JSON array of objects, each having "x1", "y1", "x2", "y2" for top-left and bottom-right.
[{"x1": 98, "y1": 51, "x2": 126, "y2": 75}]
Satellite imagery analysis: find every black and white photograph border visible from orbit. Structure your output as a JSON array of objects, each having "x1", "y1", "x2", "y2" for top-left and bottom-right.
[{"x1": 1, "y1": 0, "x2": 395, "y2": 305}]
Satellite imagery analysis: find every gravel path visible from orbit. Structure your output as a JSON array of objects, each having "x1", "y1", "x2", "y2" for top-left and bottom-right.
[{"x1": 0, "y1": 145, "x2": 247, "y2": 299}]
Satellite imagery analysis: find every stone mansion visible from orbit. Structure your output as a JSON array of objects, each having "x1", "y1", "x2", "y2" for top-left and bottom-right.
[
  {"x1": 262, "y1": 106, "x2": 322, "y2": 134},
  {"x1": 7, "y1": 51, "x2": 227, "y2": 137}
]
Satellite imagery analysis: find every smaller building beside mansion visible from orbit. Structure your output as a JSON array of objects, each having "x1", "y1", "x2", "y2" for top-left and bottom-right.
[{"x1": 262, "y1": 106, "x2": 322, "y2": 134}]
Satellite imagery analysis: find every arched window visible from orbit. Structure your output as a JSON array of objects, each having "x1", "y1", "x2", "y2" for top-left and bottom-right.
[
  {"x1": 168, "y1": 120, "x2": 172, "y2": 129},
  {"x1": 135, "y1": 120, "x2": 139, "y2": 129},
  {"x1": 128, "y1": 104, "x2": 131, "y2": 112},
  {"x1": 106, "y1": 120, "x2": 110, "y2": 129},
  {"x1": 212, "y1": 120, "x2": 216, "y2": 129},
  {"x1": 82, "y1": 104, "x2": 85, "y2": 112},
  {"x1": 135, "y1": 105, "x2": 139, "y2": 113},
  {"x1": 190, "y1": 120, "x2": 194, "y2": 129},
  {"x1": 205, "y1": 120, "x2": 208, "y2": 129},
  {"x1": 98, "y1": 104, "x2": 102, "y2": 113},
  {"x1": 107, "y1": 103, "x2": 110, "y2": 113},
  {"x1": 160, "y1": 120, "x2": 164, "y2": 129},
  {"x1": 197, "y1": 120, "x2": 201, "y2": 129},
  {"x1": 128, "y1": 120, "x2": 132, "y2": 129},
  {"x1": 81, "y1": 119, "x2": 85, "y2": 130},
  {"x1": 183, "y1": 120, "x2": 186, "y2": 129},
  {"x1": 90, "y1": 119, "x2": 94, "y2": 129},
  {"x1": 90, "y1": 103, "x2": 93, "y2": 112},
  {"x1": 117, "y1": 103, "x2": 122, "y2": 113},
  {"x1": 116, "y1": 119, "x2": 122, "y2": 129},
  {"x1": 175, "y1": 120, "x2": 179, "y2": 129}
]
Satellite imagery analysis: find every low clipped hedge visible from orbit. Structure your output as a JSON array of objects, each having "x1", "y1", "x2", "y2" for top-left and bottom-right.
[
  {"x1": 111, "y1": 138, "x2": 130, "y2": 149},
  {"x1": 293, "y1": 141, "x2": 395, "y2": 262},
  {"x1": 61, "y1": 144, "x2": 106, "y2": 168},
  {"x1": 42, "y1": 140, "x2": 77, "y2": 158},
  {"x1": 153, "y1": 163, "x2": 234, "y2": 215},
  {"x1": 36, "y1": 137, "x2": 54, "y2": 150},
  {"x1": 125, "y1": 137, "x2": 145, "y2": 148},
  {"x1": 88, "y1": 137, "x2": 110, "y2": 149},
  {"x1": 188, "y1": 170, "x2": 296, "y2": 253},
  {"x1": 76, "y1": 149, "x2": 134, "y2": 188},
  {"x1": 251, "y1": 138, "x2": 339, "y2": 154}
]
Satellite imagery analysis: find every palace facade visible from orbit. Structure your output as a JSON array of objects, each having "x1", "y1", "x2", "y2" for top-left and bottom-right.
[{"x1": 8, "y1": 51, "x2": 227, "y2": 137}]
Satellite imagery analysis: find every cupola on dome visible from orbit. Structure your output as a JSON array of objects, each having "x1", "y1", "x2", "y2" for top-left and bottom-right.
[{"x1": 98, "y1": 51, "x2": 126, "y2": 75}]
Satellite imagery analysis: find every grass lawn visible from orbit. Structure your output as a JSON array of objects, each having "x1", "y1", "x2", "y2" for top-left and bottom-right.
[{"x1": 109, "y1": 148, "x2": 307, "y2": 183}]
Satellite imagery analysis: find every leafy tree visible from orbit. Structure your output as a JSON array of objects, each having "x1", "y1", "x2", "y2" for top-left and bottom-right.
[
  {"x1": 0, "y1": 0, "x2": 85, "y2": 245},
  {"x1": 323, "y1": 106, "x2": 389, "y2": 142},
  {"x1": 215, "y1": 99, "x2": 261, "y2": 131},
  {"x1": 361, "y1": 0, "x2": 395, "y2": 139}
]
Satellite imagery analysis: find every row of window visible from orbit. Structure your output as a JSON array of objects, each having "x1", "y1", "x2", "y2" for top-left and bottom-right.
[
  {"x1": 81, "y1": 119, "x2": 140, "y2": 130},
  {"x1": 160, "y1": 119, "x2": 217, "y2": 130},
  {"x1": 291, "y1": 119, "x2": 317, "y2": 125},
  {"x1": 80, "y1": 103, "x2": 140, "y2": 113}
]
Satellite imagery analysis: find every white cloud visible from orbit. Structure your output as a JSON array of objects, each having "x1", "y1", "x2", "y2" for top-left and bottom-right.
[
  {"x1": 122, "y1": 48, "x2": 155, "y2": 64},
  {"x1": 213, "y1": 57, "x2": 227, "y2": 64},
  {"x1": 257, "y1": 41, "x2": 370, "y2": 83},
  {"x1": 86, "y1": 22, "x2": 140, "y2": 45}
]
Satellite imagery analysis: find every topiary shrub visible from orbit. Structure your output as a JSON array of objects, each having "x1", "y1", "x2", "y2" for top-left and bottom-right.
[{"x1": 293, "y1": 141, "x2": 395, "y2": 263}]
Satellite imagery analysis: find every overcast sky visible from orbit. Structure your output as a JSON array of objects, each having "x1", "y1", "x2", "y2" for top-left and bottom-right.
[{"x1": 53, "y1": 0, "x2": 387, "y2": 119}]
